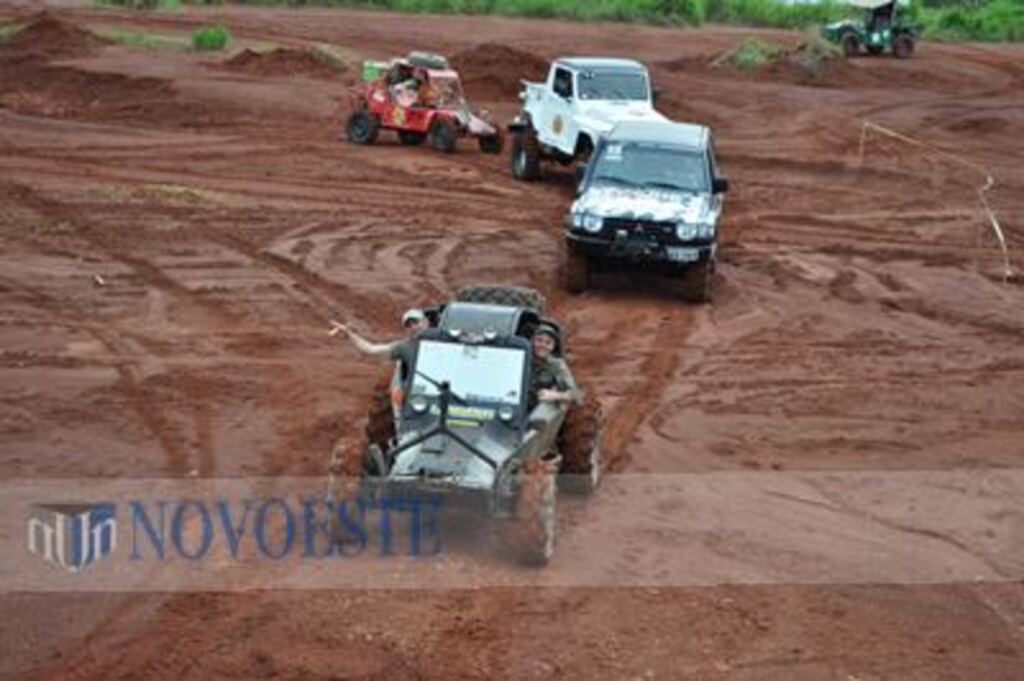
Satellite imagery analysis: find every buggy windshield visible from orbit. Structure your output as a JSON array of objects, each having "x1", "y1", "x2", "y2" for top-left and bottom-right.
[
  {"x1": 429, "y1": 76, "x2": 466, "y2": 108},
  {"x1": 411, "y1": 340, "x2": 525, "y2": 406},
  {"x1": 592, "y1": 142, "x2": 710, "y2": 193},
  {"x1": 578, "y1": 70, "x2": 649, "y2": 101}
]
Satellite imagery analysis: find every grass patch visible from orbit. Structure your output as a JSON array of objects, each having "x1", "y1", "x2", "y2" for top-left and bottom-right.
[
  {"x1": 91, "y1": 0, "x2": 183, "y2": 10},
  {"x1": 132, "y1": 183, "x2": 220, "y2": 204},
  {"x1": 95, "y1": 26, "x2": 191, "y2": 50},
  {"x1": 791, "y1": 32, "x2": 842, "y2": 77},
  {"x1": 311, "y1": 43, "x2": 348, "y2": 72},
  {"x1": 731, "y1": 38, "x2": 783, "y2": 70},
  {"x1": 0, "y1": 19, "x2": 26, "y2": 43},
  {"x1": 191, "y1": 24, "x2": 230, "y2": 52}
]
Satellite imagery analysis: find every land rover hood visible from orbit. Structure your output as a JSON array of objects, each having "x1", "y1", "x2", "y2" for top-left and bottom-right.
[{"x1": 574, "y1": 102, "x2": 666, "y2": 135}]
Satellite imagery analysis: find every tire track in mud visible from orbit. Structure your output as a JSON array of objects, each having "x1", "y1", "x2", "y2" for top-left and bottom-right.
[
  {"x1": 204, "y1": 228, "x2": 397, "y2": 326},
  {"x1": 567, "y1": 299, "x2": 697, "y2": 473},
  {"x1": 0, "y1": 275, "x2": 192, "y2": 476}
]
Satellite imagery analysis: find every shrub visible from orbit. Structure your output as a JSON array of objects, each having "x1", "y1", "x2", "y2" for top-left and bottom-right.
[
  {"x1": 731, "y1": 38, "x2": 782, "y2": 70},
  {"x1": 792, "y1": 34, "x2": 842, "y2": 78},
  {"x1": 191, "y1": 24, "x2": 230, "y2": 51}
]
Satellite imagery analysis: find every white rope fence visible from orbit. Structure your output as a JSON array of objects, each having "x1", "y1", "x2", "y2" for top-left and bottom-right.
[{"x1": 857, "y1": 121, "x2": 1014, "y2": 283}]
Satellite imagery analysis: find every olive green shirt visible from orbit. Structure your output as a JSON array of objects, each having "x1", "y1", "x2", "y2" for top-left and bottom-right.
[{"x1": 529, "y1": 355, "x2": 582, "y2": 407}]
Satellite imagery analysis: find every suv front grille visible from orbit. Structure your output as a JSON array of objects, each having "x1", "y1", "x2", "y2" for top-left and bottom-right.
[{"x1": 604, "y1": 217, "x2": 676, "y2": 242}]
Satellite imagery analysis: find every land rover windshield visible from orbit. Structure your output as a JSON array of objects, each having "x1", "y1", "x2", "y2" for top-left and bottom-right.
[{"x1": 578, "y1": 70, "x2": 649, "y2": 101}]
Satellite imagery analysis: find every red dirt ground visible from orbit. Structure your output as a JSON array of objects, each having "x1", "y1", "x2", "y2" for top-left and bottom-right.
[{"x1": 1, "y1": 4, "x2": 1023, "y2": 680}]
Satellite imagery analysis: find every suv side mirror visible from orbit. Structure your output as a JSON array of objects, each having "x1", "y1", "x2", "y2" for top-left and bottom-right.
[
  {"x1": 712, "y1": 177, "x2": 729, "y2": 194},
  {"x1": 574, "y1": 164, "x2": 588, "y2": 194},
  {"x1": 651, "y1": 87, "x2": 662, "y2": 104}
]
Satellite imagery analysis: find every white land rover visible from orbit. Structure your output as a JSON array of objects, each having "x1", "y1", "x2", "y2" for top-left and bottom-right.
[{"x1": 507, "y1": 57, "x2": 665, "y2": 181}]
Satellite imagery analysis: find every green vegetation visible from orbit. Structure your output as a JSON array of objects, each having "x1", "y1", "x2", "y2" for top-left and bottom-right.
[
  {"x1": 229, "y1": 0, "x2": 1023, "y2": 41},
  {"x1": 790, "y1": 33, "x2": 842, "y2": 76},
  {"x1": 0, "y1": 19, "x2": 26, "y2": 43},
  {"x1": 919, "y1": 0, "x2": 1024, "y2": 41},
  {"x1": 730, "y1": 38, "x2": 782, "y2": 69},
  {"x1": 95, "y1": 26, "x2": 191, "y2": 49},
  {"x1": 191, "y1": 24, "x2": 231, "y2": 51}
]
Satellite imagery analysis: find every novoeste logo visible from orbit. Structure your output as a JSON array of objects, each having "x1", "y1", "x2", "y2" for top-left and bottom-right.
[
  {"x1": 27, "y1": 503, "x2": 117, "y2": 572},
  {"x1": 27, "y1": 492, "x2": 443, "y2": 570}
]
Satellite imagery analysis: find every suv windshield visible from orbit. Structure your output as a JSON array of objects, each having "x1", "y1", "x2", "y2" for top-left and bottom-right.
[
  {"x1": 591, "y1": 142, "x2": 709, "y2": 193},
  {"x1": 410, "y1": 340, "x2": 525, "y2": 405},
  {"x1": 578, "y1": 71, "x2": 649, "y2": 101}
]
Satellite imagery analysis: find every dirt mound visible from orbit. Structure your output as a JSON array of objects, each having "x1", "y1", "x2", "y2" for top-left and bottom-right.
[
  {"x1": 2, "y1": 12, "x2": 108, "y2": 60},
  {"x1": 657, "y1": 41, "x2": 873, "y2": 88},
  {"x1": 222, "y1": 48, "x2": 342, "y2": 80},
  {"x1": 449, "y1": 42, "x2": 547, "y2": 101},
  {"x1": 0, "y1": 58, "x2": 238, "y2": 127}
]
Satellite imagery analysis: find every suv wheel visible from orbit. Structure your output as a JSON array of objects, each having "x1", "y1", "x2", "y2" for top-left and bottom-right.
[
  {"x1": 345, "y1": 110, "x2": 380, "y2": 145},
  {"x1": 678, "y1": 259, "x2": 713, "y2": 304},
  {"x1": 428, "y1": 118, "x2": 458, "y2": 153},
  {"x1": 565, "y1": 248, "x2": 590, "y2": 293},
  {"x1": 510, "y1": 129, "x2": 541, "y2": 181}
]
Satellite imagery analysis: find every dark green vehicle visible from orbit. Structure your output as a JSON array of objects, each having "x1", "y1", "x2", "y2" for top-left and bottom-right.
[{"x1": 822, "y1": 0, "x2": 918, "y2": 59}]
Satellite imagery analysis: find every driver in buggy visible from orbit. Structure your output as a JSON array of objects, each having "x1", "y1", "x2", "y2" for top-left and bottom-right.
[
  {"x1": 528, "y1": 323, "x2": 581, "y2": 410},
  {"x1": 866, "y1": 1, "x2": 894, "y2": 32},
  {"x1": 386, "y1": 61, "x2": 423, "y2": 108}
]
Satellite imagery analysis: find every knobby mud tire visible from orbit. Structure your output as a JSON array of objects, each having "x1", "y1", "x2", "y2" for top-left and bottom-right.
[
  {"x1": 558, "y1": 394, "x2": 603, "y2": 494},
  {"x1": 455, "y1": 285, "x2": 546, "y2": 313}
]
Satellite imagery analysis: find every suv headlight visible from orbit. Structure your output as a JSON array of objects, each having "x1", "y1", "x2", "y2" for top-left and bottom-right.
[
  {"x1": 676, "y1": 222, "x2": 715, "y2": 241},
  {"x1": 696, "y1": 222, "x2": 716, "y2": 239},
  {"x1": 675, "y1": 222, "x2": 697, "y2": 240},
  {"x1": 572, "y1": 212, "x2": 604, "y2": 233}
]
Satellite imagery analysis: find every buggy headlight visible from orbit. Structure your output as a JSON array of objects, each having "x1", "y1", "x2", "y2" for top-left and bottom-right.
[{"x1": 409, "y1": 395, "x2": 429, "y2": 414}]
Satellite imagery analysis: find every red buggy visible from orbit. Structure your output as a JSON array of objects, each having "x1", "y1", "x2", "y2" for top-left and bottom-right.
[{"x1": 344, "y1": 52, "x2": 503, "y2": 154}]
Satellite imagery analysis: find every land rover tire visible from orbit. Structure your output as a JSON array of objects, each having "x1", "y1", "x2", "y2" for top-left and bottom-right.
[{"x1": 510, "y1": 129, "x2": 541, "y2": 181}]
